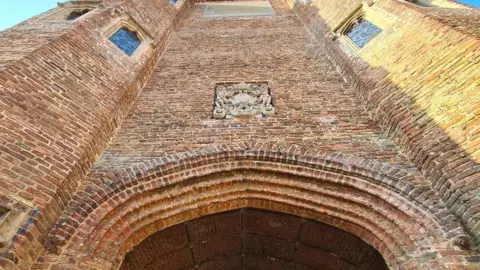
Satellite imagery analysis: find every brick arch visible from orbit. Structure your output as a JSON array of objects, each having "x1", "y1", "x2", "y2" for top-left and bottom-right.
[{"x1": 47, "y1": 143, "x2": 471, "y2": 269}]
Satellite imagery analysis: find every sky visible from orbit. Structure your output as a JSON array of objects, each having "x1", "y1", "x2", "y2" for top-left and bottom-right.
[
  {"x1": 0, "y1": 0, "x2": 59, "y2": 30},
  {"x1": 455, "y1": 0, "x2": 480, "y2": 7},
  {"x1": 0, "y1": 0, "x2": 479, "y2": 31}
]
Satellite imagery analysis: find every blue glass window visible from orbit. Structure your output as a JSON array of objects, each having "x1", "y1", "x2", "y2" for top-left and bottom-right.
[
  {"x1": 66, "y1": 9, "x2": 90, "y2": 20},
  {"x1": 109, "y1": 27, "x2": 141, "y2": 56},
  {"x1": 345, "y1": 19, "x2": 382, "y2": 49}
]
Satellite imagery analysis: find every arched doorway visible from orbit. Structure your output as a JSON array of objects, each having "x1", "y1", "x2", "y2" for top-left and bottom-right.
[
  {"x1": 44, "y1": 145, "x2": 473, "y2": 269},
  {"x1": 119, "y1": 208, "x2": 388, "y2": 269}
]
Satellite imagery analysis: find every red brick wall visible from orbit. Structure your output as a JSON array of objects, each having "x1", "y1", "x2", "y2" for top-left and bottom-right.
[
  {"x1": 309, "y1": 0, "x2": 361, "y2": 30},
  {"x1": 0, "y1": 7, "x2": 71, "y2": 68},
  {"x1": 0, "y1": 0, "x2": 192, "y2": 268},
  {"x1": 292, "y1": 0, "x2": 480, "y2": 250},
  {"x1": 420, "y1": 3, "x2": 480, "y2": 38},
  {"x1": 46, "y1": 150, "x2": 473, "y2": 269},
  {"x1": 39, "y1": 1, "x2": 477, "y2": 269},
  {"x1": 93, "y1": 1, "x2": 412, "y2": 171},
  {"x1": 0, "y1": 0, "x2": 478, "y2": 269}
]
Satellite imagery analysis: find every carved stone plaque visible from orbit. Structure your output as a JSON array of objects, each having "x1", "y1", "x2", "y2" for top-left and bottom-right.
[{"x1": 213, "y1": 82, "x2": 275, "y2": 119}]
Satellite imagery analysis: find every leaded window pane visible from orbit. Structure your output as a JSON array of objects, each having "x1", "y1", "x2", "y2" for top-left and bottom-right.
[
  {"x1": 346, "y1": 19, "x2": 382, "y2": 49},
  {"x1": 109, "y1": 27, "x2": 141, "y2": 56}
]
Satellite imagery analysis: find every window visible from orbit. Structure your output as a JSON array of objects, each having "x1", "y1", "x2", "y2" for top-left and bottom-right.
[
  {"x1": 66, "y1": 9, "x2": 91, "y2": 21},
  {"x1": 109, "y1": 28, "x2": 141, "y2": 56},
  {"x1": 103, "y1": 14, "x2": 154, "y2": 59},
  {"x1": 335, "y1": 3, "x2": 393, "y2": 53},
  {"x1": 42, "y1": 1, "x2": 101, "y2": 21},
  {"x1": 345, "y1": 19, "x2": 382, "y2": 49}
]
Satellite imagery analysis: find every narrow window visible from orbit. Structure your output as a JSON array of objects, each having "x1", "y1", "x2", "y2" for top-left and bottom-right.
[
  {"x1": 345, "y1": 19, "x2": 382, "y2": 49},
  {"x1": 109, "y1": 27, "x2": 141, "y2": 56},
  {"x1": 66, "y1": 9, "x2": 91, "y2": 20}
]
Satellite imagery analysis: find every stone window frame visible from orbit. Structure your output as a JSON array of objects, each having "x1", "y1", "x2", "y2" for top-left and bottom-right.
[
  {"x1": 103, "y1": 14, "x2": 154, "y2": 59},
  {"x1": 41, "y1": 1, "x2": 102, "y2": 22},
  {"x1": 335, "y1": 3, "x2": 394, "y2": 53},
  {"x1": 170, "y1": 0, "x2": 185, "y2": 8},
  {"x1": 0, "y1": 196, "x2": 32, "y2": 248}
]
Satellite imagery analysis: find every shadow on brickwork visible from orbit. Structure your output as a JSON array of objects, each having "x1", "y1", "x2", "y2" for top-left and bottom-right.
[
  {"x1": 291, "y1": 2, "x2": 480, "y2": 253},
  {"x1": 1, "y1": 1, "x2": 476, "y2": 268}
]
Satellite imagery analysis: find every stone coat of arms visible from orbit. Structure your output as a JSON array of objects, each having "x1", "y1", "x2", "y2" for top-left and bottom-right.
[{"x1": 213, "y1": 82, "x2": 275, "y2": 119}]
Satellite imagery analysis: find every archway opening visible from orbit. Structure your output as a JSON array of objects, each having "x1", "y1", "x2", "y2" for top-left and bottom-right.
[{"x1": 119, "y1": 208, "x2": 388, "y2": 270}]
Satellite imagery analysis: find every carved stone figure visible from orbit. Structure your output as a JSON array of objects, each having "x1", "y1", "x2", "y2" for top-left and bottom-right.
[{"x1": 213, "y1": 82, "x2": 275, "y2": 119}]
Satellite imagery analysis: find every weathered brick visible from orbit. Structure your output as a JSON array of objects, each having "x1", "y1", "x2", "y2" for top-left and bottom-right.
[{"x1": 0, "y1": 0, "x2": 478, "y2": 269}]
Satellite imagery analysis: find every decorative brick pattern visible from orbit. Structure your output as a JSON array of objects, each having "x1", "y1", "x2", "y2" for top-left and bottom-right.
[{"x1": 40, "y1": 143, "x2": 471, "y2": 269}]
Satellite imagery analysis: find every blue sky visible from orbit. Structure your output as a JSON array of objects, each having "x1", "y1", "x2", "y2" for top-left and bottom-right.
[
  {"x1": 455, "y1": 0, "x2": 480, "y2": 7},
  {"x1": 0, "y1": 0, "x2": 59, "y2": 30},
  {"x1": 0, "y1": 0, "x2": 479, "y2": 31}
]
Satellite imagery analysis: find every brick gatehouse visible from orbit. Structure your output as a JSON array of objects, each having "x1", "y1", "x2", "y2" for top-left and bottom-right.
[{"x1": 0, "y1": 0, "x2": 479, "y2": 269}]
